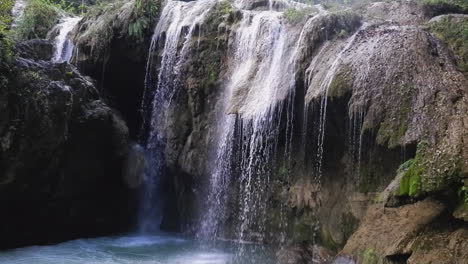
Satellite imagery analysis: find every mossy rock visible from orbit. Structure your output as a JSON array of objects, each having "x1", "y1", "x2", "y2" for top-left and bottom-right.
[
  {"x1": 398, "y1": 158, "x2": 423, "y2": 197},
  {"x1": 453, "y1": 202, "x2": 468, "y2": 222},
  {"x1": 291, "y1": 210, "x2": 316, "y2": 243},
  {"x1": 362, "y1": 248, "x2": 378, "y2": 264},
  {"x1": 376, "y1": 85, "x2": 413, "y2": 149},
  {"x1": 428, "y1": 15, "x2": 468, "y2": 74}
]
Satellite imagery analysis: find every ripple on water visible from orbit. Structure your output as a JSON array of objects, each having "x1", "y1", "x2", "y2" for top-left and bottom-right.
[{"x1": 0, "y1": 234, "x2": 275, "y2": 264}]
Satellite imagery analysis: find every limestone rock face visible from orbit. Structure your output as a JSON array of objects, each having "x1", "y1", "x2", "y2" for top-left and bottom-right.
[
  {"x1": 341, "y1": 198, "x2": 468, "y2": 264},
  {"x1": 70, "y1": 0, "x2": 468, "y2": 260},
  {"x1": 0, "y1": 40, "x2": 132, "y2": 249}
]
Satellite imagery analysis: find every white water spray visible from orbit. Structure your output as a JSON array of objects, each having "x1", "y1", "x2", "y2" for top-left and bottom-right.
[
  {"x1": 140, "y1": 0, "x2": 217, "y2": 234},
  {"x1": 51, "y1": 16, "x2": 82, "y2": 63}
]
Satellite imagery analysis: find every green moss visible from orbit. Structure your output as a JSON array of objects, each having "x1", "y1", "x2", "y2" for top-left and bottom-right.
[
  {"x1": 398, "y1": 156, "x2": 424, "y2": 197},
  {"x1": 458, "y1": 185, "x2": 468, "y2": 205},
  {"x1": 328, "y1": 72, "x2": 349, "y2": 98},
  {"x1": 376, "y1": 85, "x2": 413, "y2": 148},
  {"x1": 319, "y1": 228, "x2": 340, "y2": 252},
  {"x1": 192, "y1": 1, "x2": 232, "y2": 94},
  {"x1": 429, "y1": 15, "x2": 468, "y2": 73},
  {"x1": 453, "y1": 202, "x2": 468, "y2": 221},
  {"x1": 291, "y1": 211, "x2": 316, "y2": 243},
  {"x1": 15, "y1": 0, "x2": 61, "y2": 40},
  {"x1": 217, "y1": 0, "x2": 232, "y2": 16},
  {"x1": 205, "y1": 0, "x2": 232, "y2": 26},
  {"x1": 362, "y1": 248, "x2": 378, "y2": 264},
  {"x1": 341, "y1": 212, "x2": 359, "y2": 243}
]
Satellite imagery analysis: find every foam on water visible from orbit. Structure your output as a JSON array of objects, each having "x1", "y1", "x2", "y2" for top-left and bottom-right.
[{"x1": 0, "y1": 234, "x2": 275, "y2": 264}]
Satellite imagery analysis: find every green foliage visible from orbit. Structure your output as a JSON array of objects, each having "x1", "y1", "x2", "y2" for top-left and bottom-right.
[
  {"x1": 127, "y1": 0, "x2": 161, "y2": 42},
  {"x1": 429, "y1": 15, "x2": 468, "y2": 73},
  {"x1": 398, "y1": 146, "x2": 426, "y2": 197},
  {"x1": 217, "y1": 0, "x2": 232, "y2": 16},
  {"x1": 15, "y1": 0, "x2": 61, "y2": 40},
  {"x1": 0, "y1": 0, "x2": 14, "y2": 80},
  {"x1": 284, "y1": 7, "x2": 317, "y2": 24},
  {"x1": 205, "y1": 0, "x2": 232, "y2": 27},
  {"x1": 362, "y1": 248, "x2": 378, "y2": 264},
  {"x1": 421, "y1": 0, "x2": 468, "y2": 15},
  {"x1": 76, "y1": 0, "x2": 161, "y2": 57},
  {"x1": 458, "y1": 185, "x2": 468, "y2": 205}
]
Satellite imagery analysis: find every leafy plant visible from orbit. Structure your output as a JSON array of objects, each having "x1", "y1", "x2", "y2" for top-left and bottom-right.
[
  {"x1": 0, "y1": 0, "x2": 14, "y2": 72},
  {"x1": 127, "y1": 0, "x2": 161, "y2": 42},
  {"x1": 284, "y1": 7, "x2": 317, "y2": 24},
  {"x1": 458, "y1": 186, "x2": 468, "y2": 205},
  {"x1": 14, "y1": 0, "x2": 61, "y2": 40}
]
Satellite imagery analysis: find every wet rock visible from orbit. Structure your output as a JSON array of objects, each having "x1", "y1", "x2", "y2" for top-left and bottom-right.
[
  {"x1": 342, "y1": 198, "x2": 446, "y2": 262},
  {"x1": 277, "y1": 244, "x2": 334, "y2": 264},
  {"x1": 123, "y1": 143, "x2": 146, "y2": 189},
  {"x1": 15, "y1": 39, "x2": 54, "y2": 61},
  {"x1": 407, "y1": 228, "x2": 468, "y2": 264},
  {"x1": 453, "y1": 203, "x2": 468, "y2": 222},
  {"x1": 0, "y1": 38, "x2": 132, "y2": 249}
]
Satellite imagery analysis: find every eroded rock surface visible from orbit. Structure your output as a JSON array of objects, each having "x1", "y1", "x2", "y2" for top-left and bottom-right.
[{"x1": 0, "y1": 40, "x2": 132, "y2": 248}]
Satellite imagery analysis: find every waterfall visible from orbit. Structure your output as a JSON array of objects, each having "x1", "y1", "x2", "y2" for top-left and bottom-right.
[
  {"x1": 11, "y1": 0, "x2": 26, "y2": 27},
  {"x1": 139, "y1": 0, "x2": 217, "y2": 234},
  {"x1": 305, "y1": 28, "x2": 362, "y2": 180},
  {"x1": 51, "y1": 16, "x2": 82, "y2": 63},
  {"x1": 198, "y1": 1, "x2": 315, "y2": 247}
]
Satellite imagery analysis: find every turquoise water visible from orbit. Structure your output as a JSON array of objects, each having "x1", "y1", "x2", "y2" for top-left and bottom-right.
[{"x1": 0, "y1": 234, "x2": 276, "y2": 264}]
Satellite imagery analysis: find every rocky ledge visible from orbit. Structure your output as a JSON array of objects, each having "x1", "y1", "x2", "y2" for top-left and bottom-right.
[{"x1": 0, "y1": 39, "x2": 134, "y2": 249}]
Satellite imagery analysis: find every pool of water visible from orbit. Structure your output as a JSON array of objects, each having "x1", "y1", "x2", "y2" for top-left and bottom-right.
[{"x1": 0, "y1": 233, "x2": 277, "y2": 264}]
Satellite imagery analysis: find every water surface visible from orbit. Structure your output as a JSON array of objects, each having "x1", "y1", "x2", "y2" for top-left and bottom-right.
[{"x1": 0, "y1": 233, "x2": 276, "y2": 264}]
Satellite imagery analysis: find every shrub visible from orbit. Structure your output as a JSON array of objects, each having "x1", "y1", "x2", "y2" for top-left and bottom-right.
[
  {"x1": 75, "y1": 0, "x2": 161, "y2": 58},
  {"x1": 284, "y1": 7, "x2": 317, "y2": 24},
  {"x1": 0, "y1": 0, "x2": 14, "y2": 71},
  {"x1": 421, "y1": 0, "x2": 468, "y2": 16},
  {"x1": 429, "y1": 15, "x2": 468, "y2": 73},
  {"x1": 15, "y1": 0, "x2": 61, "y2": 40},
  {"x1": 458, "y1": 186, "x2": 468, "y2": 205},
  {"x1": 127, "y1": 0, "x2": 161, "y2": 42}
]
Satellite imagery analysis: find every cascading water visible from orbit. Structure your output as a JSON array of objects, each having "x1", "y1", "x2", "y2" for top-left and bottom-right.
[
  {"x1": 11, "y1": 0, "x2": 26, "y2": 27},
  {"x1": 139, "y1": 0, "x2": 217, "y2": 234},
  {"x1": 305, "y1": 27, "x2": 363, "y2": 179},
  {"x1": 198, "y1": 0, "x2": 318, "y2": 248},
  {"x1": 51, "y1": 16, "x2": 82, "y2": 63},
  {"x1": 142, "y1": 0, "x2": 355, "y2": 252}
]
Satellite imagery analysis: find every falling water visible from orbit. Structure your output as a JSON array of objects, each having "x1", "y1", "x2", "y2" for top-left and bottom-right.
[
  {"x1": 198, "y1": 0, "x2": 315, "y2": 249},
  {"x1": 51, "y1": 16, "x2": 82, "y2": 63},
  {"x1": 305, "y1": 28, "x2": 362, "y2": 179},
  {"x1": 11, "y1": 0, "x2": 26, "y2": 27},
  {"x1": 139, "y1": 0, "x2": 217, "y2": 234}
]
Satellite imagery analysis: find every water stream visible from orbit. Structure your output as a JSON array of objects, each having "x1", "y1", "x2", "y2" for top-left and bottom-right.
[
  {"x1": 139, "y1": 0, "x2": 218, "y2": 234},
  {"x1": 11, "y1": 0, "x2": 27, "y2": 27},
  {"x1": 51, "y1": 16, "x2": 82, "y2": 63}
]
